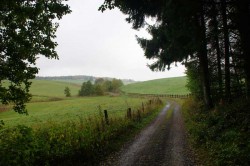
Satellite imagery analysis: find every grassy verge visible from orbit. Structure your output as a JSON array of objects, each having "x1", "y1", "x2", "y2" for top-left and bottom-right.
[
  {"x1": 182, "y1": 98, "x2": 250, "y2": 165},
  {"x1": 0, "y1": 98, "x2": 164, "y2": 165}
]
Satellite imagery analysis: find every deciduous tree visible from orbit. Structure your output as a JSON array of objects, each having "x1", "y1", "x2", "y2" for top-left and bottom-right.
[
  {"x1": 64, "y1": 86, "x2": 71, "y2": 97},
  {"x1": 0, "y1": 0, "x2": 71, "y2": 114}
]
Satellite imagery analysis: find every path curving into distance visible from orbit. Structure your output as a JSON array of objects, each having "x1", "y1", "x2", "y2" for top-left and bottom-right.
[{"x1": 101, "y1": 101, "x2": 197, "y2": 166}]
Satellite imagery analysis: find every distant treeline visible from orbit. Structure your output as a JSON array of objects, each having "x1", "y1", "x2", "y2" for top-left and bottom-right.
[
  {"x1": 36, "y1": 75, "x2": 95, "y2": 81},
  {"x1": 35, "y1": 75, "x2": 135, "y2": 84}
]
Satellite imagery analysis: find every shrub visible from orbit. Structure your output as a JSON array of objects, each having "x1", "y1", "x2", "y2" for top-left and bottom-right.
[{"x1": 0, "y1": 125, "x2": 37, "y2": 165}]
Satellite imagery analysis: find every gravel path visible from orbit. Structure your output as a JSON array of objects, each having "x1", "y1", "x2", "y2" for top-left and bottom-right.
[{"x1": 101, "y1": 101, "x2": 197, "y2": 166}]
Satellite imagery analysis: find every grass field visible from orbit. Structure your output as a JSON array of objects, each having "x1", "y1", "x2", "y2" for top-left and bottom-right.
[
  {"x1": 1, "y1": 96, "x2": 148, "y2": 127},
  {"x1": 2, "y1": 79, "x2": 81, "y2": 101},
  {"x1": 121, "y1": 76, "x2": 189, "y2": 95}
]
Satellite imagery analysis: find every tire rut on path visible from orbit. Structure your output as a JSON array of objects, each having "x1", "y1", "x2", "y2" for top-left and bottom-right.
[{"x1": 101, "y1": 102, "x2": 196, "y2": 166}]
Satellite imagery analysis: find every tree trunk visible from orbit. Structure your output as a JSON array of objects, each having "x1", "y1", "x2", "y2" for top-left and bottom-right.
[
  {"x1": 221, "y1": 0, "x2": 231, "y2": 101},
  {"x1": 198, "y1": 5, "x2": 213, "y2": 109},
  {"x1": 230, "y1": 46, "x2": 242, "y2": 96},
  {"x1": 211, "y1": 0, "x2": 223, "y2": 96},
  {"x1": 236, "y1": 0, "x2": 250, "y2": 98}
]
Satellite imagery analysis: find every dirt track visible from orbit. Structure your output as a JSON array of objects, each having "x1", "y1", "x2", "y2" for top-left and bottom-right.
[{"x1": 101, "y1": 101, "x2": 197, "y2": 166}]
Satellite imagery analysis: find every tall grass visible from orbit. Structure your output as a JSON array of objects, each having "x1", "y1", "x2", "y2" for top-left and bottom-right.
[{"x1": 0, "y1": 98, "x2": 163, "y2": 165}]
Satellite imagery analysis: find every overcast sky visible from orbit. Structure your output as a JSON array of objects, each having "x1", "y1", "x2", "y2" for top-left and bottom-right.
[{"x1": 36, "y1": 0, "x2": 186, "y2": 81}]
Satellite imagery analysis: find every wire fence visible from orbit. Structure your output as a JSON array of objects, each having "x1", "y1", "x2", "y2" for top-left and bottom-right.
[{"x1": 125, "y1": 93, "x2": 192, "y2": 99}]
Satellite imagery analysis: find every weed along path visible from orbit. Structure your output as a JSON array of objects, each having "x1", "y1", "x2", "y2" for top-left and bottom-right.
[{"x1": 101, "y1": 101, "x2": 196, "y2": 166}]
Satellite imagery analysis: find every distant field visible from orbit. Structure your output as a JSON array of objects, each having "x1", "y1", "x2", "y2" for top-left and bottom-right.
[
  {"x1": 1, "y1": 96, "x2": 148, "y2": 127},
  {"x1": 30, "y1": 80, "x2": 81, "y2": 97},
  {"x1": 2, "y1": 79, "x2": 81, "y2": 98},
  {"x1": 121, "y1": 76, "x2": 189, "y2": 95}
]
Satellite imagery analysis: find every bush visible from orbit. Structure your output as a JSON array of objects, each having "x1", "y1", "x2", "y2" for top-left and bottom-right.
[{"x1": 0, "y1": 125, "x2": 37, "y2": 165}]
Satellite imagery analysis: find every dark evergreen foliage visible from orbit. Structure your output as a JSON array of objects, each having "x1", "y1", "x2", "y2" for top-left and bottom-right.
[{"x1": 100, "y1": 0, "x2": 250, "y2": 107}]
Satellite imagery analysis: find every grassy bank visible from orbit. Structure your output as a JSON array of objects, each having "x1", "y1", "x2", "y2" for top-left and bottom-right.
[{"x1": 182, "y1": 98, "x2": 250, "y2": 165}]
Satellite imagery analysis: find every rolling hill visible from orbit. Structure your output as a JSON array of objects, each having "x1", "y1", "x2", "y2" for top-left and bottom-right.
[{"x1": 121, "y1": 76, "x2": 189, "y2": 95}]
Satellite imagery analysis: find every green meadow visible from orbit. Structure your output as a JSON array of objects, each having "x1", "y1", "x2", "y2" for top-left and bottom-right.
[
  {"x1": 121, "y1": 76, "x2": 189, "y2": 95},
  {"x1": 1, "y1": 96, "x2": 148, "y2": 127}
]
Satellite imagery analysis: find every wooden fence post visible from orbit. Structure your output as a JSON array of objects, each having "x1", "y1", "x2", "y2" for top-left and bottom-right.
[
  {"x1": 104, "y1": 110, "x2": 109, "y2": 125},
  {"x1": 142, "y1": 102, "x2": 144, "y2": 112},
  {"x1": 137, "y1": 109, "x2": 141, "y2": 122},
  {"x1": 127, "y1": 108, "x2": 132, "y2": 119}
]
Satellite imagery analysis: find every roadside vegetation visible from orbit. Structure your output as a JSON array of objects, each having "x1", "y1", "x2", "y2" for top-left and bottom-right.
[{"x1": 182, "y1": 98, "x2": 250, "y2": 165}]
